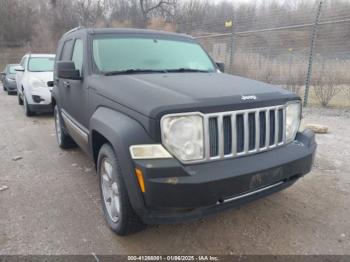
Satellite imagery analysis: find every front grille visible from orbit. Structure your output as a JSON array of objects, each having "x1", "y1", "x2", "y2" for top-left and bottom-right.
[{"x1": 204, "y1": 105, "x2": 286, "y2": 161}]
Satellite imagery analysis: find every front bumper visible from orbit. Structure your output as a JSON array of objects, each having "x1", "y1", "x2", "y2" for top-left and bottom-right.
[
  {"x1": 133, "y1": 129, "x2": 316, "y2": 224},
  {"x1": 28, "y1": 103, "x2": 53, "y2": 113},
  {"x1": 26, "y1": 88, "x2": 53, "y2": 113}
]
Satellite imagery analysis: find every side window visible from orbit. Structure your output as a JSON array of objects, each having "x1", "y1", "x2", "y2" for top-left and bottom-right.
[
  {"x1": 71, "y1": 39, "x2": 83, "y2": 75},
  {"x1": 60, "y1": 39, "x2": 73, "y2": 61}
]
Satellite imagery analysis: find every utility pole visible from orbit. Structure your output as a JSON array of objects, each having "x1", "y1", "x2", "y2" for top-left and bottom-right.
[
  {"x1": 304, "y1": 0, "x2": 323, "y2": 107},
  {"x1": 225, "y1": 17, "x2": 235, "y2": 74}
]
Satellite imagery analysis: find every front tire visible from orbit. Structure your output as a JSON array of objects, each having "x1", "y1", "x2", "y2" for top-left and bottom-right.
[
  {"x1": 98, "y1": 143, "x2": 145, "y2": 236},
  {"x1": 18, "y1": 92, "x2": 23, "y2": 105},
  {"x1": 23, "y1": 94, "x2": 34, "y2": 117},
  {"x1": 54, "y1": 105, "x2": 76, "y2": 149}
]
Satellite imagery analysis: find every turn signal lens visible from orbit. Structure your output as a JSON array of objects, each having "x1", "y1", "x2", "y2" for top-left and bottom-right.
[
  {"x1": 130, "y1": 144, "x2": 172, "y2": 159},
  {"x1": 135, "y1": 168, "x2": 145, "y2": 193}
]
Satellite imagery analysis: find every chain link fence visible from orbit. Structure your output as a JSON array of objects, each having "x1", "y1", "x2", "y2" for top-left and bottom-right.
[
  {"x1": 178, "y1": 0, "x2": 350, "y2": 107},
  {"x1": 1, "y1": 0, "x2": 349, "y2": 107}
]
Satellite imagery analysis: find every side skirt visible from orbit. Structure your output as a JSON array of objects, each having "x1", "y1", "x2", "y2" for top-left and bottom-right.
[{"x1": 61, "y1": 109, "x2": 89, "y2": 152}]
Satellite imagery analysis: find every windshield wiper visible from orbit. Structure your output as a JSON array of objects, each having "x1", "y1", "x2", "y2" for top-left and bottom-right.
[
  {"x1": 165, "y1": 68, "x2": 211, "y2": 73},
  {"x1": 104, "y1": 69, "x2": 167, "y2": 76}
]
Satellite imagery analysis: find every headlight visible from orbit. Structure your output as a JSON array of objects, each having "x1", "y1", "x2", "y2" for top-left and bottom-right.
[
  {"x1": 130, "y1": 145, "x2": 172, "y2": 159},
  {"x1": 6, "y1": 77, "x2": 15, "y2": 82},
  {"x1": 285, "y1": 101, "x2": 301, "y2": 142},
  {"x1": 161, "y1": 114, "x2": 204, "y2": 162},
  {"x1": 29, "y1": 78, "x2": 46, "y2": 89}
]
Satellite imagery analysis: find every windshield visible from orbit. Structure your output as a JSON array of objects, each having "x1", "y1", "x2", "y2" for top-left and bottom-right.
[
  {"x1": 92, "y1": 36, "x2": 216, "y2": 74},
  {"x1": 8, "y1": 65, "x2": 17, "y2": 74},
  {"x1": 28, "y1": 57, "x2": 54, "y2": 72}
]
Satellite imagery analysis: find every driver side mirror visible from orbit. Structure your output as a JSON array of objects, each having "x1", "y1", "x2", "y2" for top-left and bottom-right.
[
  {"x1": 57, "y1": 61, "x2": 81, "y2": 80},
  {"x1": 14, "y1": 66, "x2": 24, "y2": 72},
  {"x1": 216, "y1": 62, "x2": 225, "y2": 72}
]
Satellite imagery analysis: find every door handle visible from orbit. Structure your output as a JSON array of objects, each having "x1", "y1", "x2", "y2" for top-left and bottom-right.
[{"x1": 63, "y1": 81, "x2": 71, "y2": 88}]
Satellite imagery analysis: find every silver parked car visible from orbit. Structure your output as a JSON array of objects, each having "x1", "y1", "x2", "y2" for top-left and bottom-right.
[{"x1": 1, "y1": 64, "x2": 19, "y2": 95}]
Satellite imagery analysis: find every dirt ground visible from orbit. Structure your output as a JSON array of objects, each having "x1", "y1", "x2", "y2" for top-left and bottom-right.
[{"x1": 0, "y1": 87, "x2": 350, "y2": 255}]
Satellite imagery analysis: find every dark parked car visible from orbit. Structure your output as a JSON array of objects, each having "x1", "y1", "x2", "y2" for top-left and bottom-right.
[
  {"x1": 1, "y1": 64, "x2": 19, "y2": 94},
  {"x1": 51, "y1": 27, "x2": 316, "y2": 235}
]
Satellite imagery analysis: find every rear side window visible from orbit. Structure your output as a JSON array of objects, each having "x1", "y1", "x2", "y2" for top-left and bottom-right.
[
  {"x1": 60, "y1": 39, "x2": 73, "y2": 61},
  {"x1": 71, "y1": 39, "x2": 83, "y2": 75}
]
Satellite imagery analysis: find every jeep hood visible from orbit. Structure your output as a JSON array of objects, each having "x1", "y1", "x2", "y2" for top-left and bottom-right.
[{"x1": 94, "y1": 73, "x2": 299, "y2": 119}]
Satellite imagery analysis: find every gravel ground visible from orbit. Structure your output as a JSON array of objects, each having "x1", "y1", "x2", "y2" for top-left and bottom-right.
[{"x1": 0, "y1": 88, "x2": 349, "y2": 255}]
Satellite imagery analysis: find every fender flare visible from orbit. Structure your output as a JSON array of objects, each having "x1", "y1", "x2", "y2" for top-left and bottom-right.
[{"x1": 89, "y1": 107, "x2": 154, "y2": 217}]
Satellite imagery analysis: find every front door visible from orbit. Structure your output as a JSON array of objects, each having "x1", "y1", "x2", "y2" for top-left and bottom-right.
[{"x1": 58, "y1": 38, "x2": 89, "y2": 152}]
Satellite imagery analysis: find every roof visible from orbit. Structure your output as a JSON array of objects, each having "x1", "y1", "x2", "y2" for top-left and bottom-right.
[{"x1": 64, "y1": 27, "x2": 192, "y2": 40}]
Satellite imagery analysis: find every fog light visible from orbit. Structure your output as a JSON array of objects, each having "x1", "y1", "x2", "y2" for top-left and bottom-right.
[{"x1": 32, "y1": 95, "x2": 44, "y2": 103}]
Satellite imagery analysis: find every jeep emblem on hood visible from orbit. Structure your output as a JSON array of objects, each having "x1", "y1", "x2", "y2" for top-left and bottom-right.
[{"x1": 241, "y1": 95, "x2": 257, "y2": 100}]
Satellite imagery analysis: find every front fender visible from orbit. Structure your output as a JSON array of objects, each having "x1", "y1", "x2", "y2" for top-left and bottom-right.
[{"x1": 89, "y1": 106, "x2": 155, "y2": 217}]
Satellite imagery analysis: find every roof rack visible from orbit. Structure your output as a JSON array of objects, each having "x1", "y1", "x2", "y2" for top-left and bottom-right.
[{"x1": 63, "y1": 26, "x2": 85, "y2": 37}]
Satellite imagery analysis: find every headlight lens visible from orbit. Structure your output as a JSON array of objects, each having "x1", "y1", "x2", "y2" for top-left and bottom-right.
[
  {"x1": 285, "y1": 101, "x2": 301, "y2": 142},
  {"x1": 161, "y1": 114, "x2": 204, "y2": 162},
  {"x1": 29, "y1": 78, "x2": 46, "y2": 89},
  {"x1": 130, "y1": 145, "x2": 172, "y2": 159}
]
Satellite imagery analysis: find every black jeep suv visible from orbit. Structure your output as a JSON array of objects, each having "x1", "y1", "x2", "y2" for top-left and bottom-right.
[{"x1": 51, "y1": 27, "x2": 316, "y2": 235}]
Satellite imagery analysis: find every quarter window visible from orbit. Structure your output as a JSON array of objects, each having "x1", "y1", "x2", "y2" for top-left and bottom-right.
[{"x1": 60, "y1": 39, "x2": 73, "y2": 61}]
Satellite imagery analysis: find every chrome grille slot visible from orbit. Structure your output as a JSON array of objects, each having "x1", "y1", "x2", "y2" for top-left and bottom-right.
[
  {"x1": 269, "y1": 109, "x2": 275, "y2": 146},
  {"x1": 236, "y1": 114, "x2": 244, "y2": 153},
  {"x1": 248, "y1": 112, "x2": 256, "y2": 151},
  {"x1": 205, "y1": 105, "x2": 286, "y2": 161},
  {"x1": 259, "y1": 111, "x2": 266, "y2": 148},
  {"x1": 223, "y1": 116, "x2": 232, "y2": 155},
  {"x1": 278, "y1": 109, "x2": 284, "y2": 143},
  {"x1": 209, "y1": 117, "x2": 218, "y2": 157}
]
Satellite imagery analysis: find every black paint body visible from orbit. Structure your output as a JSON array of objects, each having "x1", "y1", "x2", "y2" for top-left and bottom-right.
[{"x1": 52, "y1": 28, "x2": 316, "y2": 224}]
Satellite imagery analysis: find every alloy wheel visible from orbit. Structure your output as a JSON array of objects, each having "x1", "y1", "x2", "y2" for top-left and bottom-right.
[{"x1": 100, "y1": 158, "x2": 121, "y2": 223}]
